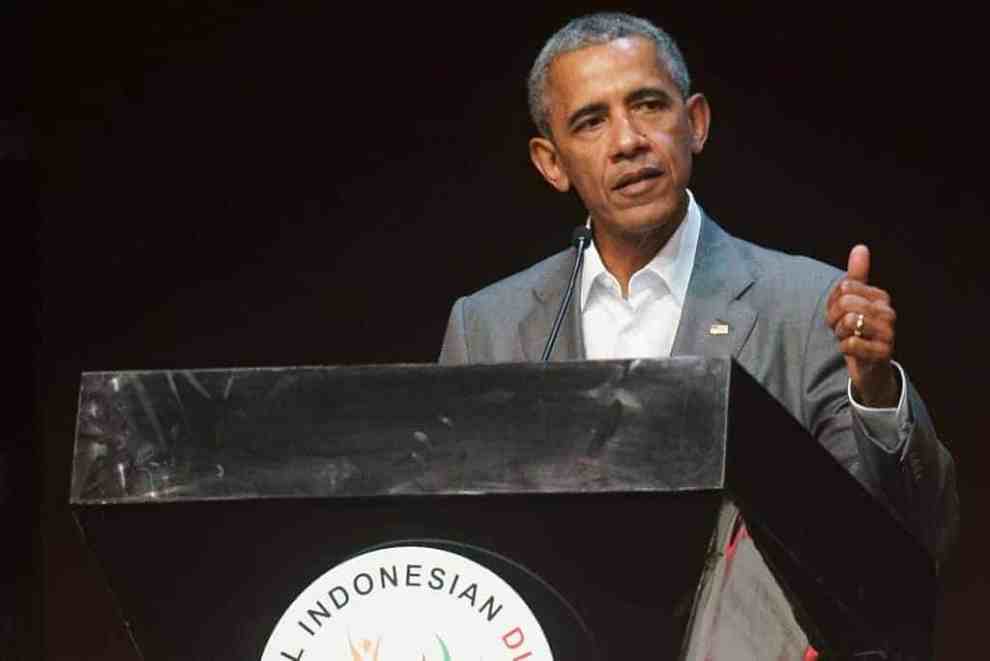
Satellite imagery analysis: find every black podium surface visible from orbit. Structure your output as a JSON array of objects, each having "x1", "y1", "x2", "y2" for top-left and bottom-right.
[{"x1": 70, "y1": 358, "x2": 935, "y2": 660}]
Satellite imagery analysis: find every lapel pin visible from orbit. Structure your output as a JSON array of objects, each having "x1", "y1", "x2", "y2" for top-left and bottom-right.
[{"x1": 709, "y1": 323, "x2": 729, "y2": 336}]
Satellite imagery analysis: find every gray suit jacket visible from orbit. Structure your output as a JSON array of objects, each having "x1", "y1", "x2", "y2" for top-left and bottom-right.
[{"x1": 439, "y1": 214, "x2": 958, "y2": 565}]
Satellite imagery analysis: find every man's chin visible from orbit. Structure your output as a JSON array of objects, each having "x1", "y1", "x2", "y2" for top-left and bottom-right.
[
  {"x1": 593, "y1": 204, "x2": 684, "y2": 250},
  {"x1": 618, "y1": 206, "x2": 681, "y2": 236}
]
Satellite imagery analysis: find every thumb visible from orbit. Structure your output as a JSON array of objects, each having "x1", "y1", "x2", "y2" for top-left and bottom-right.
[{"x1": 847, "y1": 244, "x2": 870, "y2": 283}]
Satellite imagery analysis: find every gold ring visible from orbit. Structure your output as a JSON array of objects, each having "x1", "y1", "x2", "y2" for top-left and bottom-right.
[{"x1": 854, "y1": 313, "x2": 865, "y2": 338}]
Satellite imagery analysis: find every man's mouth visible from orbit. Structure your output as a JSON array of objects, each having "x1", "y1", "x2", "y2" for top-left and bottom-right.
[{"x1": 613, "y1": 166, "x2": 664, "y2": 191}]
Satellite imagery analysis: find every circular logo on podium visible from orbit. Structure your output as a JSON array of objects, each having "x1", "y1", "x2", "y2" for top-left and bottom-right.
[{"x1": 262, "y1": 544, "x2": 555, "y2": 661}]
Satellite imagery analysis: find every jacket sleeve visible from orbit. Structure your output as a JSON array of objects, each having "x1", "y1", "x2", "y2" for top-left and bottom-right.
[
  {"x1": 800, "y1": 278, "x2": 959, "y2": 568},
  {"x1": 854, "y1": 376, "x2": 960, "y2": 569}
]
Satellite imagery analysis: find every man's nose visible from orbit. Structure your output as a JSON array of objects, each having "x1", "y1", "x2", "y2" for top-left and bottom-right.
[{"x1": 610, "y1": 113, "x2": 648, "y2": 160}]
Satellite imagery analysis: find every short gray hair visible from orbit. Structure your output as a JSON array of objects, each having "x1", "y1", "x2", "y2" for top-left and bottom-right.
[{"x1": 527, "y1": 12, "x2": 692, "y2": 138}]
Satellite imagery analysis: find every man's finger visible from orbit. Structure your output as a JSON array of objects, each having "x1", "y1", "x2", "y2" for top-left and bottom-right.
[
  {"x1": 826, "y1": 280, "x2": 891, "y2": 328},
  {"x1": 825, "y1": 293, "x2": 872, "y2": 327},
  {"x1": 839, "y1": 335, "x2": 894, "y2": 362},
  {"x1": 836, "y1": 280, "x2": 890, "y2": 304},
  {"x1": 847, "y1": 244, "x2": 870, "y2": 283},
  {"x1": 834, "y1": 310, "x2": 896, "y2": 343}
]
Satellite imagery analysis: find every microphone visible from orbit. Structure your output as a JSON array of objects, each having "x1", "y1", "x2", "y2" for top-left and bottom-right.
[{"x1": 541, "y1": 226, "x2": 593, "y2": 361}]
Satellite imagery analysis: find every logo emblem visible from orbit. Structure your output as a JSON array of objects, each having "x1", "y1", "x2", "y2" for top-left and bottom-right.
[{"x1": 262, "y1": 545, "x2": 554, "y2": 661}]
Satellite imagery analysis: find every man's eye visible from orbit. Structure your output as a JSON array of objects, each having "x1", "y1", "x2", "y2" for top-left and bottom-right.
[
  {"x1": 577, "y1": 116, "x2": 605, "y2": 132},
  {"x1": 636, "y1": 99, "x2": 665, "y2": 112}
]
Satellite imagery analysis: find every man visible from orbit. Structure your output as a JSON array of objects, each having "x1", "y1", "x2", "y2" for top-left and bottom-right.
[{"x1": 438, "y1": 13, "x2": 957, "y2": 564}]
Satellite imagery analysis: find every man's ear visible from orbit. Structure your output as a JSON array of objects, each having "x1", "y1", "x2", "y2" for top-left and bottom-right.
[
  {"x1": 529, "y1": 136, "x2": 571, "y2": 192},
  {"x1": 685, "y1": 93, "x2": 711, "y2": 154}
]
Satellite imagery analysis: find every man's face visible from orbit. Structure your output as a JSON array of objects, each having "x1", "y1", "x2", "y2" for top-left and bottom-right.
[{"x1": 530, "y1": 37, "x2": 710, "y2": 245}]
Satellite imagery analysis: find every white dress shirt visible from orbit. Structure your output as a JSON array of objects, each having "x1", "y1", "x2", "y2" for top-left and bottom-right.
[
  {"x1": 581, "y1": 190, "x2": 701, "y2": 360},
  {"x1": 580, "y1": 190, "x2": 909, "y2": 452}
]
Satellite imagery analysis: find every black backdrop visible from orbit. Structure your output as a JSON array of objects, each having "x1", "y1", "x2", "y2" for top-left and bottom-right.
[{"x1": 13, "y1": 2, "x2": 988, "y2": 658}]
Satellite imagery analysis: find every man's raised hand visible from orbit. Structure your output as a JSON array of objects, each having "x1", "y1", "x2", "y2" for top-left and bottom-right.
[{"x1": 825, "y1": 245, "x2": 900, "y2": 407}]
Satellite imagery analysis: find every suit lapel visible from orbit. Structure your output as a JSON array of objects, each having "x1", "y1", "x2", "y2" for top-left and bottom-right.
[
  {"x1": 671, "y1": 213, "x2": 759, "y2": 359},
  {"x1": 518, "y1": 213, "x2": 757, "y2": 362},
  {"x1": 519, "y1": 250, "x2": 586, "y2": 361}
]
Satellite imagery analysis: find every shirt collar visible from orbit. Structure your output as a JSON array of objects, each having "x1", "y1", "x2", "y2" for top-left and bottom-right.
[{"x1": 580, "y1": 189, "x2": 703, "y2": 310}]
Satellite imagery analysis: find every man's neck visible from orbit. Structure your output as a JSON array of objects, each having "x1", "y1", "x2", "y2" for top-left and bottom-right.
[{"x1": 592, "y1": 199, "x2": 688, "y2": 298}]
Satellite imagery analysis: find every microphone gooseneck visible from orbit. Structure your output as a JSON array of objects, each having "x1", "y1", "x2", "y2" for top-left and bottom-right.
[{"x1": 541, "y1": 226, "x2": 593, "y2": 362}]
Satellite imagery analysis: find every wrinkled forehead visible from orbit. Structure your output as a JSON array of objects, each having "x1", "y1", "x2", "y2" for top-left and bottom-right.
[{"x1": 545, "y1": 36, "x2": 676, "y2": 116}]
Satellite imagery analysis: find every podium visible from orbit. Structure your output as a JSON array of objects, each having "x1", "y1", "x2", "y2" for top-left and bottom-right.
[{"x1": 70, "y1": 358, "x2": 935, "y2": 660}]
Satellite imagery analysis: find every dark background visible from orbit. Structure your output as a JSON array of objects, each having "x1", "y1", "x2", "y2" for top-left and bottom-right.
[{"x1": 8, "y1": 2, "x2": 986, "y2": 658}]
